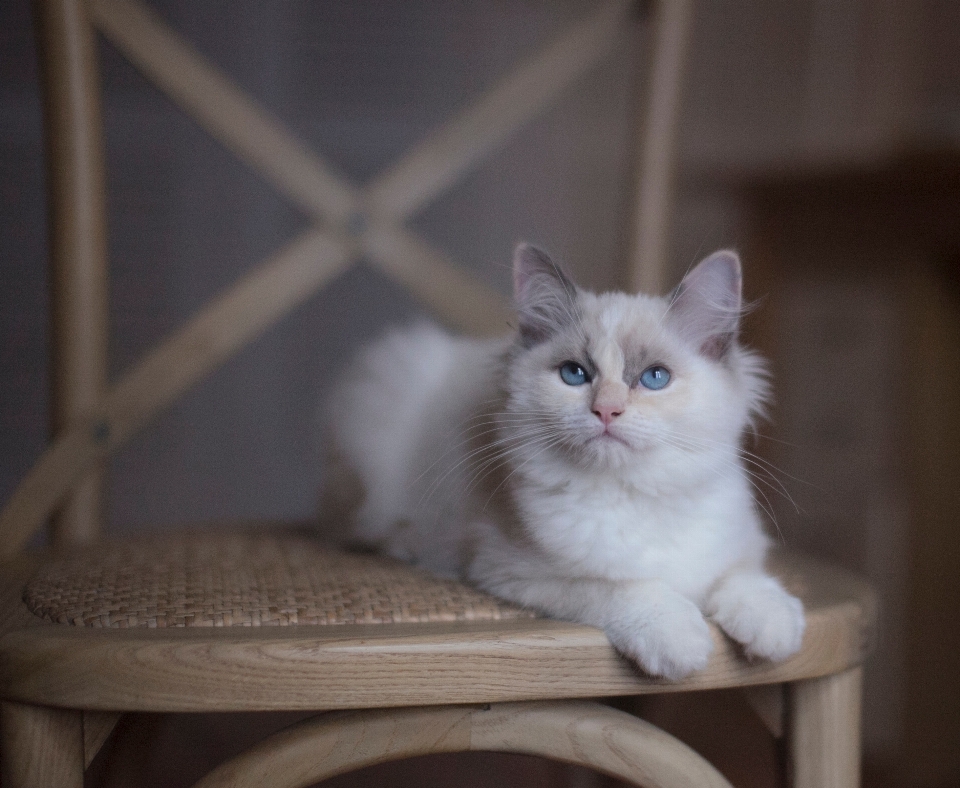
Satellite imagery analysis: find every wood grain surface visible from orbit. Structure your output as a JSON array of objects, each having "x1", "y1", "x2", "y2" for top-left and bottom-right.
[
  {"x1": 0, "y1": 701, "x2": 84, "y2": 788},
  {"x1": 788, "y1": 667, "x2": 863, "y2": 788}
]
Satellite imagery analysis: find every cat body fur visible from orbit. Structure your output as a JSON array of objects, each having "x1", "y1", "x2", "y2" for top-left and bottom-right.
[{"x1": 323, "y1": 246, "x2": 805, "y2": 679}]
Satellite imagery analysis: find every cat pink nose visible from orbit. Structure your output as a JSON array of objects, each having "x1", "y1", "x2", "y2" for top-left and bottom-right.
[{"x1": 592, "y1": 405, "x2": 623, "y2": 426}]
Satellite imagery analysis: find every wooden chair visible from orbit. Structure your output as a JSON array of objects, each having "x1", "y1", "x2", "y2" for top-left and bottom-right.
[{"x1": 0, "y1": 0, "x2": 876, "y2": 786}]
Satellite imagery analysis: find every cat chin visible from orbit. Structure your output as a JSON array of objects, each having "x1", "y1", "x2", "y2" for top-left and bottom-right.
[
  {"x1": 564, "y1": 437, "x2": 645, "y2": 473},
  {"x1": 561, "y1": 432, "x2": 710, "y2": 482},
  {"x1": 582, "y1": 426, "x2": 669, "y2": 456}
]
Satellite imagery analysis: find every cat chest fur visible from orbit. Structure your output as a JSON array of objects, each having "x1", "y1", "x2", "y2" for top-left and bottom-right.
[{"x1": 512, "y1": 474, "x2": 757, "y2": 601}]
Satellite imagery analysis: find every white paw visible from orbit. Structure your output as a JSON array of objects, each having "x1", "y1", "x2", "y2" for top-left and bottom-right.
[
  {"x1": 606, "y1": 584, "x2": 714, "y2": 680},
  {"x1": 706, "y1": 572, "x2": 805, "y2": 662}
]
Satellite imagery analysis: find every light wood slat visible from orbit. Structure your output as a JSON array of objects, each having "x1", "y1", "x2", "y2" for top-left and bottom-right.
[
  {"x1": 364, "y1": 223, "x2": 513, "y2": 337},
  {"x1": 34, "y1": 0, "x2": 111, "y2": 546},
  {"x1": 0, "y1": 230, "x2": 354, "y2": 558},
  {"x1": 788, "y1": 667, "x2": 863, "y2": 788},
  {"x1": 472, "y1": 701, "x2": 733, "y2": 788},
  {"x1": 191, "y1": 701, "x2": 733, "y2": 788},
  {"x1": 102, "y1": 230, "x2": 352, "y2": 445},
  {"x1": 627, "y1": 0, "x2": 694, "y2": 295},
  {"x1": 90, "y1": 0, "x2": 360, "y2": 225},
  {"x1": 365, "y1": 0, "x2": 633, "y2": 222},
  {"x1": 0, "y1": 429, "x2": 101, "y2": 560},
  {"x1": 0, "y1": 701, "x2": 84, "y2": 788}
]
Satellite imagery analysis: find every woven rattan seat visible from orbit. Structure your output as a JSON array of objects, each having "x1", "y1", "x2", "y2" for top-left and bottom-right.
[{"x1": 23, "y1": 531, "x2": 532, "y2": 629}]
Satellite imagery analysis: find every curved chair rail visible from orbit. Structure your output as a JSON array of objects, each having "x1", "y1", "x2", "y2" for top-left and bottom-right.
[{"x1": 192, "y1": 701, "x2": 734, "y2": 788}]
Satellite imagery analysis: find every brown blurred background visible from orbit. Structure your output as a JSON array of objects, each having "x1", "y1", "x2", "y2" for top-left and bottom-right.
[{"x1": 2, "y1": 1, "x2": 959, "y2": 786}]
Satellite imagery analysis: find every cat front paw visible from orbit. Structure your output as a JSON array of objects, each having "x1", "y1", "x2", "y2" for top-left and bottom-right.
[
  {"x1": 606, "y1": 584, "x2": 714, "y2": 680},
  {"x1": 706, "y1": 571, "x2": 805, "y2": 662}
]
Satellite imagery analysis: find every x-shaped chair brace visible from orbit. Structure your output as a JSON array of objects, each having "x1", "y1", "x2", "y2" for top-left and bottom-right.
[{"x1": 3, "y1": 0, "x2": 692, "y2": 554}]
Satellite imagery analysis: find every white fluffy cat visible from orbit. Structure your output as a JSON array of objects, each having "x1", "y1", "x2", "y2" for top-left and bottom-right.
[{"x1": 322, "y1": 244, "x2": 805, "y2": 679}]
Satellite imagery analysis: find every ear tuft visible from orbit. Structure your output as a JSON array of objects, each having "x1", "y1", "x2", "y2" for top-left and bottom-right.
[
  {"x1": 667, "y1": 250, "x2": 743, "y2": 359},
  {"x1": 512, "y1": 244, "x2": 579, "y2": 346}
]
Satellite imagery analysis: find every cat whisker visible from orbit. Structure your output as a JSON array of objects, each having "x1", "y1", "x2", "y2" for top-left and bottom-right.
[
  {"x1": 656, "y1": 426, "x2": 796, "y2": 486},
  {"x1": 747, "y1": 433, "x2": 801, "y2": 449},
  {"x1": 420, "y1": 424, "x2": 554, "y2": 488},
  {"x1": 418, "y1": 426, "x2": 558, "y2": 507},
  {"x1": 460, "y1": 431, "x2": 564, "y2": 503},
  {"x1": 460, "y1": 406, "x2": 560, "y2": 425},
  {"x1": 650, "y1": 432, "x2": 785, "y2": 543},
  {"x1": 481, "y1": 433, "x2": 569, "y2": 509},
  {"x1": 657, "y1": 428, "x2": 802, "y2": 517},
  {"x1": 648, "y1": 430, "x2": 784, "y2": 514},
  {"x1": 414, "y1": 409, "x2": 559, "y2": 488},
  {"x1": 658, "y1": 426, "x2": 810, "y2": 509},
  {"x1": 411, "y1": 425, "x2": 526, "y2": 490}
]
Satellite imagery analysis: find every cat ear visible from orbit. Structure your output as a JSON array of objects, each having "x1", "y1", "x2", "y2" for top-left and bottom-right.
[
  {"x1": 667, "y1": 250, "x2": 743, "y2": 359},
  {"x1": 513, "y1": 243, "x2": 579, "y2": 346}
]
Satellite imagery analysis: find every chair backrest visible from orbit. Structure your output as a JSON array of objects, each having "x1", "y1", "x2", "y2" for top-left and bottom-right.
[{"x1": 2, "y1": 0, "x2": 692, "y2": 558}]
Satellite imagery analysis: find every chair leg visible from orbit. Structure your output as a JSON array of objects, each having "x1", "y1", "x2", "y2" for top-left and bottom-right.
[
  {"x1": 787, "y1": 666, "x2": 863, "y2": 788},
  {"x1": 0, "y1": 701, "x2": 84, "y2": 788}
]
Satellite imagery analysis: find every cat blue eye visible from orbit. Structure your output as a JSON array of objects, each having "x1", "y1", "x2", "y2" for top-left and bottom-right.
[
  {"x1": 559, "y1": 361, "x2": 590, "y2": 386},
  {"x1": 638, "y1": 365, "x2": 670, "y2": 390}
]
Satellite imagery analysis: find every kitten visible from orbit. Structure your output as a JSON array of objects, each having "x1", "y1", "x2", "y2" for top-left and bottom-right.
[{"x1": 322, "y1": 244, "x2": 805, "y2": 679}]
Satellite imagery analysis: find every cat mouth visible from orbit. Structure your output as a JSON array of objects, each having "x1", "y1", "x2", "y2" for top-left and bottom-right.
[{"x1": 591, "y1": 430, "x2": 631, "y2": 448}]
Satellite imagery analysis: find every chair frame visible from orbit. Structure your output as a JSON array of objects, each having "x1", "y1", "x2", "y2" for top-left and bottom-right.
[
  {"x1": 0, "y1": 1, "x2": 873, "y2": 786},
  {"x1": 0, "y1": 544, "x2": 873, "y2": 787},
  {"x1": 1, "y1": 0, "x2": 689, "y2": 555}
]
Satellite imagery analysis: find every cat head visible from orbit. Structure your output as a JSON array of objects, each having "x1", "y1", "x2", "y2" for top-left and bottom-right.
[{"x1": 504, "y1": 244, "x2": 769, "y2": 479}]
